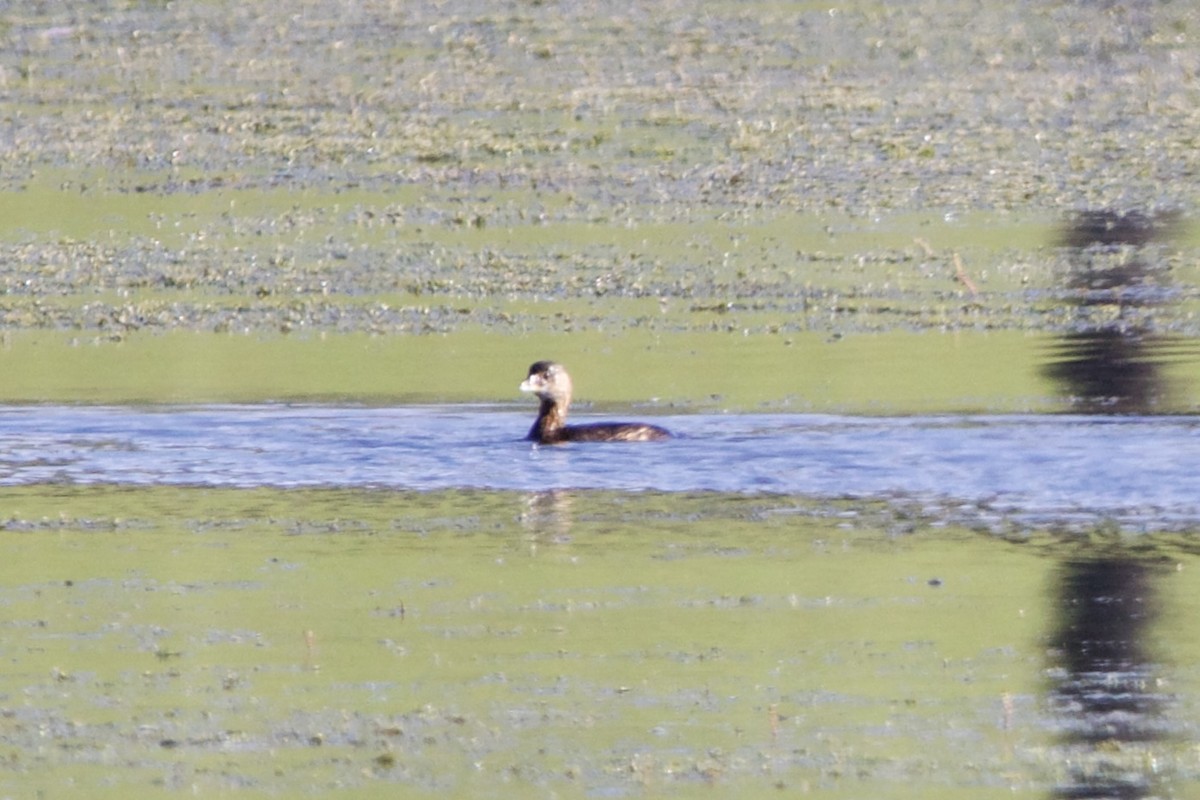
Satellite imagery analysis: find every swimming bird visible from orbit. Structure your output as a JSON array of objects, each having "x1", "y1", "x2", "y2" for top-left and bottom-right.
[{"x1": 519, "y1": 360, "x2": 671, "y2": 444}]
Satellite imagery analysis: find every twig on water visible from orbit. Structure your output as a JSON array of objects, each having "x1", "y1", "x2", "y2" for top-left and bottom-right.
[
  {"x1": 914, "y1": 237, "x2": 980, "y2": 300},
  {"x1": 952, "y1": 252, "x2": 980, "y2": 298}
]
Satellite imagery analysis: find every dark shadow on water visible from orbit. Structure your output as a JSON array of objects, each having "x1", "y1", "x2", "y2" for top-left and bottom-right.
[
  {"x1": 1042, "y1": 209, "x2": 1188, "y2": 413},
  {"x1": 1045, "y1": 555, "x2": 1173, "y2": 799},
  {"x1": 1055, "y1": 210, "x2": 1178, "y2": 251},
  {"x1": 1040, "y1": 210, "x2": 1190, "y2": 798}
]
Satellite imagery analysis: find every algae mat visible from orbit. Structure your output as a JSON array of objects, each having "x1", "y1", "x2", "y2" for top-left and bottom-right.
[
  {"x1": 3, "y1": 486, "x2": 1200, "y2": 798},
  {"x1": 0, "y1": 327, "x2": 1065, "y2": 412},
  {"x1": 2, "y1": 2, "x2": 1200, "y2": 411}
]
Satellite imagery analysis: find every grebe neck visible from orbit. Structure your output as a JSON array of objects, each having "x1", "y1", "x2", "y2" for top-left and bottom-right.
[{"x1": 528, "y1": 396, "x2": 569, "y2": 441}]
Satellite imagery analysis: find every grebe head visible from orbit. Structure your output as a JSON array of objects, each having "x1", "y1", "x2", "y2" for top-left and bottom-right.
[{"x1": 519, "y1": 360, "x2": 573, "y2": 404}]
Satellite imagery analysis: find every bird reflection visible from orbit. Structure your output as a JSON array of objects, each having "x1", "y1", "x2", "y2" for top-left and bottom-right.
[
  {"x1": 519, "y1": 489, "x2": 574, "y2": 546},
  {"x1": 1045, "y1": 556, "x2": 1171, "y2": 799},
  {"x1": 1042, "y1": 209, "x2": 1183, "y2": 413}
]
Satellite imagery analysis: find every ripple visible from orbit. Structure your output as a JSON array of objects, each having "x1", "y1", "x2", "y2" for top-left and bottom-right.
[{"x1": 1, "y1": 405, "x2": 1197, "y2": 530}]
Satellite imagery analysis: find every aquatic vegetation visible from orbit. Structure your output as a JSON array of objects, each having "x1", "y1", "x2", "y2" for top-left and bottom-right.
[{"x1": 1, "y1": 3, "x2": 1200, "y2": 797}]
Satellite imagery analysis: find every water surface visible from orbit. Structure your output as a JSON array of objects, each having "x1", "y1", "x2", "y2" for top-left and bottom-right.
[{"x1": 3, "y1": 404, "x2": 1198, "y2": 531}]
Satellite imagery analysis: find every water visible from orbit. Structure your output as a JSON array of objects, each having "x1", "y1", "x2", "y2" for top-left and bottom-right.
[{"x1": 3, "y1": 404, "x2": 1198, "y2": 530}]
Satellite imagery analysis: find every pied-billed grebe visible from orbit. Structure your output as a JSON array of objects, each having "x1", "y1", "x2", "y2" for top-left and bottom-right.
[{"x1": 520, "y1": 360, "x2": 671, "y2": 444}]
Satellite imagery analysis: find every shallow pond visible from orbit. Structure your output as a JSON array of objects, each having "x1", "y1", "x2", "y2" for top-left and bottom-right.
[
  {"x1": 3, "y1": 1, "x2": 1200, "y2": 797},
  {"x1": 2, "y1": 408, "x2": 1200, "y2": 798}
]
